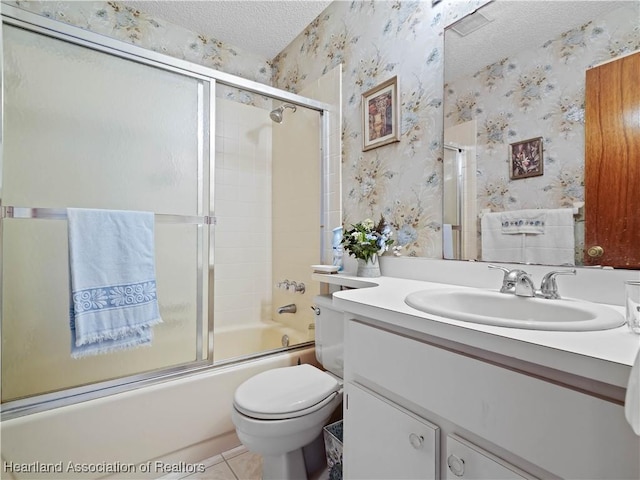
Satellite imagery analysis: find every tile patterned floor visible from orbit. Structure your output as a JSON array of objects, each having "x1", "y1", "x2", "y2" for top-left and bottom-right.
[
  {"x1": 160, "y1": 445, "x2": 262, "y2": 480},
  {"x1": 161, "y1": 444, "x2": 329, "y2": 480}
]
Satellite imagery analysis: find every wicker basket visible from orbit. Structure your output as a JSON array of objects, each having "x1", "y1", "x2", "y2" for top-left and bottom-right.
[{"x1": 323, "y1": 420, "x2": 343, "y2": 480}]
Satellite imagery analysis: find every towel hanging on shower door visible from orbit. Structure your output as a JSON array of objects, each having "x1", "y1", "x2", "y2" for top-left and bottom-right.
[{"x1": 67, "y1": 208, "x2": 162, "y2": 358}]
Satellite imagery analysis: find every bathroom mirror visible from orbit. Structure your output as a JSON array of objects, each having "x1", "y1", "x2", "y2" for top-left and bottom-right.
[{"x1": 442, "y1": 0, "x2": 639, "y2": 266}]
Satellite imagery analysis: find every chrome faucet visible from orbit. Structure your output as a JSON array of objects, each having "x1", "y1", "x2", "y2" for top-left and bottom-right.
[
  {"x1": 489, "y1": 265, "x2": 577, "y2": 299},
  {"x1": 488, "y1": 265, "x2": 529, "y2": 294},
  {"x1": 277, "y1": 303, "x2": 297, "y2": 314},
  {"x1": 514, "y1": 271, "x2": 536, "y2": 297}
]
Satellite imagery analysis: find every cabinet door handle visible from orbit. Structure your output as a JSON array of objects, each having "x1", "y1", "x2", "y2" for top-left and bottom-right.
[
  {"x1": 447, "y1": 454, "x2": 465, "y2": 477},
  {"x1": 408, "y1": 433, "x2": 424, "y2": 449}
]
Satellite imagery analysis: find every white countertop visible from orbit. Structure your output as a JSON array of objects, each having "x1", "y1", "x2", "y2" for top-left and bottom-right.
[{"x1": 314, "y1": 273, "x2": 640, "y2": 390}]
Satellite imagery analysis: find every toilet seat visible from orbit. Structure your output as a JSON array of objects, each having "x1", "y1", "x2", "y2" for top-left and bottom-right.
[
  {"x1": 233, "y1": 364, "x2": 341, "y2": 420},
  {"x1": 235, "y1": 391, "x2": 340, "y2": 420}
]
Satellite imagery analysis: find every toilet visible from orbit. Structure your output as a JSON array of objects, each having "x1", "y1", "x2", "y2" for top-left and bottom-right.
[{"x1": 231, "y1": 295, "x2": 344, "y2": 480}]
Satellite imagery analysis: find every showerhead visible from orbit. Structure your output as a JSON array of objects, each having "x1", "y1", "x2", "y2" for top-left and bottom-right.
[
  {"x1": 269, "y1": 108, "x2": 283, "y2": 123},
  {"x1": 270, "y1": 104, "x2": 297, "y2": 123}
]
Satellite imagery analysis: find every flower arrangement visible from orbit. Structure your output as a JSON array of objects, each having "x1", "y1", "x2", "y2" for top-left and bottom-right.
[{"x1": 341, "y1": 216, "x2": 394, "y2": 262}]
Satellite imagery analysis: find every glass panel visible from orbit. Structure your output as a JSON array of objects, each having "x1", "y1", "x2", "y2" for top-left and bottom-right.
[
  {"x1": 1, "y1": 220, "x2": 199, "y2": 401},
  {"x1": 212, "y1": 90, "x2": 320, "y2": 363},
  {"x1": 271, "y1": 99, "x2": 321, "y2": 346},
  {"x1": 1, "y1": 26, "x2": 205, "y2": 402},
  {"x1": 2, "y1": 25, "x2": 200, "y2": 214},
  {"x1": 212, "y1": 96, "x2": 274, "y2": 362}
]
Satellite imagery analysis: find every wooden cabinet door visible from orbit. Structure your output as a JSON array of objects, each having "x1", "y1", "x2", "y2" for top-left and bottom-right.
[
  {"x1": 585, "y1": 51, "x2": 640, "y2": 268},
  {"x1": 344, "y1": 383, "x2": 440, "y2": 480}
]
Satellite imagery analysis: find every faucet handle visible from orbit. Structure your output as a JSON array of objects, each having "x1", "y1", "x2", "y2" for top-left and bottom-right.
[
  {"x1": 538, "y1": 269, "x2": 577, "y2": 299},
  {"x1": 488, "y1": 264, "x2": 510, "y2": 274}
]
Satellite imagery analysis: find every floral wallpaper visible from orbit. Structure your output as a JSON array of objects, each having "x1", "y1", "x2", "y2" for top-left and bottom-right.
[
  {"x1": 272, "y1": 0, "x2": 487, "y2": 257},
  {"x1": 443, "y1": 3, "x2": 640, "y2": 260},
  {"x1": 7, "y1": 0, "x2": 513, "y2": 259},
  {"x1": 9, "y1": 0, "x2": 638, "y2": 261}
]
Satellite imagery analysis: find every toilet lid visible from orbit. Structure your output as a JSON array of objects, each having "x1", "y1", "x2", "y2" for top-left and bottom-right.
[{"x1": 233, "y1": 364, "x2": 340, "y2": 417}]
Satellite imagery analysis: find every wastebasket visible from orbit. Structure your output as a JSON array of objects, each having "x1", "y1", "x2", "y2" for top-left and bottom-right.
[{"x1": 323, "y1": 420, "x2": 343, "y2": 480}]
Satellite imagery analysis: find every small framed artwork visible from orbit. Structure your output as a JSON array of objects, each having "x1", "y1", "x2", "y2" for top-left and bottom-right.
[
  {"x1": 509, "y1": 137, "x2": 543, "y2": 179},
  {"x1": 362, "y1": 76, "x2": 401, "y2": 151}
]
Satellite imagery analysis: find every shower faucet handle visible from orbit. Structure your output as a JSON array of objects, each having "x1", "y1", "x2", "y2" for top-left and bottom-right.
[{"x1": 287, "y1": 281, "x2": 306, "y2": 294}]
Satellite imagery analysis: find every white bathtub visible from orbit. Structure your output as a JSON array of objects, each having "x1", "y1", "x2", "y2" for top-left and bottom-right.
[
  {"x1": 213, "y1": 322, "x2": 311, "y2": 362},
  {"x1": 1, "y1": 345, "x2": 318, "y2": 480}
]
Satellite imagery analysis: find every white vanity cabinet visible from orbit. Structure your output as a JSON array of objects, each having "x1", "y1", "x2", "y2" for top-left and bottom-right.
[
  {"x1": 343, "y1": 317, "x2": 640, "y2": 480},
  {"x1": 344, "y1": 383, "x2": 440, "y2": 479}
]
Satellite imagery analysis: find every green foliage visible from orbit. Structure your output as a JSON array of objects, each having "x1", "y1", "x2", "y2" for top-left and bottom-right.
[{"x1": 341, "y1": 216, "x2": 394, "y2": 262}]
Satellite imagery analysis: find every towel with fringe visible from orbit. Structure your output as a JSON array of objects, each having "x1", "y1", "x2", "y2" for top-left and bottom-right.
[{"x1": 67, "y1": 208, "x2": 162, "y2": 358}]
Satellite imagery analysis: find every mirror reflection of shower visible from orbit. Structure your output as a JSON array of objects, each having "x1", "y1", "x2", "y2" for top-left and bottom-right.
[
  {"x1": 270, "y1": 103, "x2": 297, "y2": 123},
  {"x1": 443, "y1": 120, "x2": 478, "y2": 261}
]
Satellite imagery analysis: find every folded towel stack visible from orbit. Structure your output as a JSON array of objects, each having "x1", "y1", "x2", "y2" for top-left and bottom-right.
[{"x1": 67, "y1": 208, "x2": 162, "y2": 358}]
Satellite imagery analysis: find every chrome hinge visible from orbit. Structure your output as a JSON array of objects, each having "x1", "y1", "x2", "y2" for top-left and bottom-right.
[{"x1": 1, "y1": 206, "x2": 14, "y2": 219}]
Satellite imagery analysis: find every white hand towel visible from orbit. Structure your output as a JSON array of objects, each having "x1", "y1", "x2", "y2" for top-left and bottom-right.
[
  {"x1": 481, "y1": 212, "x2": 525, "y2": 263},
  {"x1": 524, "y1": 208, "x2": 575, "y2": 266},
  {"x1": 500, "y1": 209, "x2": 546, "y2": 234},
  {"x1": 626, "y1": 347, "x2": 640, "y2": 435}
]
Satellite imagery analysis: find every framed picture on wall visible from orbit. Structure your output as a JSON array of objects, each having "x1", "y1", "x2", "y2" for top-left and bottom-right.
[
  {"x1": 362, "y1": 76, "x2": 401, "y2": 151},
  {"x1": 509, "y1": 137, "x2": 543, "y2": 179}
]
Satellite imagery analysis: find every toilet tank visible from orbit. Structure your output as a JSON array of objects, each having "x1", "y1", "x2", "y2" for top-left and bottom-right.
[{"x1": 313, "y1": 295, "x2": 344, "y2": 378}]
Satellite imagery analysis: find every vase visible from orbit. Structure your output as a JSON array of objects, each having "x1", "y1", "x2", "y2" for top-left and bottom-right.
[{"x1": 356, "y1": 255, "x2": 381, "y2": 278}]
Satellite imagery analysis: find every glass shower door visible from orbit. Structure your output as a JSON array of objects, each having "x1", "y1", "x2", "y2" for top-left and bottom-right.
[
  {"x1": 1, "y1": 24, "x2": 210, "y2": 402},
  {"x1": 211, "y1": 90, "x2": 321, "y2": 363}
]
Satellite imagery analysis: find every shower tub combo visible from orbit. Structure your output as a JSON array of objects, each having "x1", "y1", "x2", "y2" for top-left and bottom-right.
[{"x1": 0, "y1": 4, "x2": 335, "y2": 476}]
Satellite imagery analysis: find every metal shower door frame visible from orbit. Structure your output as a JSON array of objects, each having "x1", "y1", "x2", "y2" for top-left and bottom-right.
[{"x1": 0, "y1": 3, "x2": 330, "y2": 419}]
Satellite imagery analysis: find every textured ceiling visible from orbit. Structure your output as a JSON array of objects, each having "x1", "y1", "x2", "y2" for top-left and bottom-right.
[
  {"x1": 445, "y1": 1, "x2": 629, "y2": 82},
  {"x1": 122, "y1": 0, "x2": 333, "y2": 59},
  {"x1": 121, "y1": 1, "x2": 627, "y2": 78}
]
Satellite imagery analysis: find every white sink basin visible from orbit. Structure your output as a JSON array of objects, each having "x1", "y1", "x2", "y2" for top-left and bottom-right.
[{"x1": 404, "y1": 288, "x2": 626, "y2": 331}]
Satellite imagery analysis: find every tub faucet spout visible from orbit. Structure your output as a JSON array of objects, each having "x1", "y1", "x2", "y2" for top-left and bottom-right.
[{"x1": 277, "y1": 304, "x2": 297, "y2": 314}]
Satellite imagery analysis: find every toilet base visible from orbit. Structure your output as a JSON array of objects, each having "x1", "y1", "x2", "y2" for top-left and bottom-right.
[
  {"x1": 261, "y1": 433, "x2": 326, "y2": 480},
  {"x1": 262, "y1": 449, "x2": 307, "y2": 480}
]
